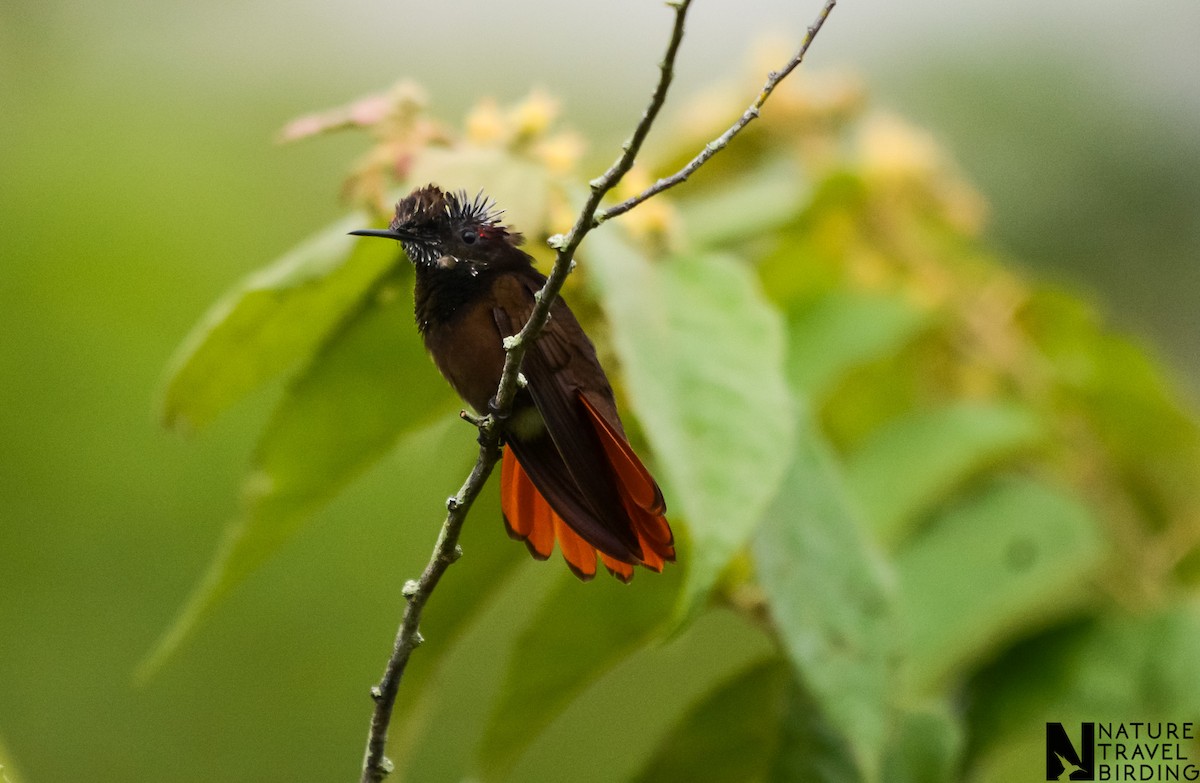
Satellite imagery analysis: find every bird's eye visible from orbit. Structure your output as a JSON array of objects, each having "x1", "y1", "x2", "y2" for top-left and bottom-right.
[{"x1": 460, "y1": 229, "x2": 477, "y2": 244}]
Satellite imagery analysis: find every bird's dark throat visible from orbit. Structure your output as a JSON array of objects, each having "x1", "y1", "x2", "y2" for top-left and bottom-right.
[{"x1": 412, "y1": 261, "x2": 494, "y2": 334}]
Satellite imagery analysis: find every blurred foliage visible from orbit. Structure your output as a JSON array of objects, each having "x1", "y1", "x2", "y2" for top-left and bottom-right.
[{"x1": 148, "y1": 63, "x2": 1200, "y2": 781}]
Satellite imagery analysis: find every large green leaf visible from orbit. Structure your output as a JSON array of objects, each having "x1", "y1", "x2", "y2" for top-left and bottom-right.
[
  {"x1": 785, "y1": 290, "x2": 928, "y2": 399},
  {"x1": 634, "y1": 660, "x2": 962, "y2": 783},
  {"x1": 139, "y1": 272, "x2": 457, "y2": 678},
  {"x1": 474, "y1": 563, "x2": 680, "y2": 781},
  {"x1": 769, "y1": 677, "x2": 869, "y2": 783},
  {"x1": 632, "y1": 659, "x2": 797, "y2": 783},
  {"x1": 753, "y1": 405, "x2": 897, "y2": 782},
  {"x1": 845, "y1": 403, "x2": 1046, "y2": 546},
  {"x1": 160, "y1": 212, "x2": 398, "y2": 432},
  {"x1": 897, "y1": 476, "x2": 1104, "y2": 692},
  {"x1": 587, "y1": 230, "x2": 794, "y2": 622},
  {"x1": 880, "y1": 703, "x2": 963, "y2": 783},
  {"x1": 634, "y1": 658, "x2": 864, "y2": 783}
]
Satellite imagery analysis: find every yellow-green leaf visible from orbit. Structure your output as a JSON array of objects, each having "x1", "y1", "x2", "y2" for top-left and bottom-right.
[
  {"x1": 632, "y1": 659, "x2": 796, "y2": 783},
  {"x1": 140, "y1": 271, "x2": 456, "y2": 678},
  {"x1": 474, "y1": 566, "x2": 679, "y2": 781},
  {"x1": 897, "y1": 476, "x2": 1103, "y2": 692},
  {"x1": 587, "y1": 230, "x2": 794, "y2": 623},
  {"x1": 754, "y1": 406, "x2": 897, "y2": 782},
  {"x1": 845, "y1": 403, "x2": 1045, "y2": 546},
  {"x1": 160, "y1": 213, "x2": 398, "y2": 432}
]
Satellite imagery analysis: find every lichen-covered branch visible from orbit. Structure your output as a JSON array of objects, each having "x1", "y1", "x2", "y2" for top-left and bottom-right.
[{"x1": 597, "y1": 0, "x2": 837, "y2": 224}]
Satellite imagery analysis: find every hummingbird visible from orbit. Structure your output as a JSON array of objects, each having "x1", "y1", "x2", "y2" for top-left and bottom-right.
[{"x1": 351, "y1": 184, "x2": 674, "y2": 581}]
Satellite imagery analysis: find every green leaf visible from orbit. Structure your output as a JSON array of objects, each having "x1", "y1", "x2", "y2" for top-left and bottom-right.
[
  {"x1": 753, "y1": 406, "x2": 897, "y2": 782},
  {"x1": 896, "y1": 476, "x2": 1104, "y2": 693},
  {"x1": 474, "y1": 563, "x2": 680, "y2": 781},
  {"x1": 642, "y1": 659, "x2": 865, "y2": 783},
  {"x1": 636, "y1": 661, "x2": 962, "y2": 783},
  {"x1": 881, "y1": 703, "x2": 963, "y2": 783},
  {"x1": 160, "y1": 212, "x2": 399, "y2": 432},
  {"x1": 970, "y1": 602, "x2": 1200, "y2": 752},
  {"x1": 844, "y1": 403, "x2": 1046, "y2": 546},
  {"x1": 785, "y1": 290, "x2": 928, "y2": 398},
  {"x1": 632, "y1": 659, "x2": 795, "y2": 783},
  {"x1": 502, "y1": 607, "x2": 778, "y2": 783},
  {"x1": 633, "y1": 658, "x2": 866, "y2": 783},
  {"x1": 587, "y1": 230, "x2": 794, "y2": 622},
  {"x1": 769, "y1": 676, "x2": 866, "y2": 783},
  {"x1": 139, "y1": 272, "x2": 457, "y2": 678}
]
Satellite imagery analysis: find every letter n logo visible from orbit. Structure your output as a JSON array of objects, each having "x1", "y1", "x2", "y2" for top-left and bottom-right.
[{"x1": 1046, "y1": 722, "x2": 1095, "y2": 780}]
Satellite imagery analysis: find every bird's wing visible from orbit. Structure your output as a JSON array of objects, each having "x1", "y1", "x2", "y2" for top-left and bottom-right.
[{"x1": 490, "y1": 272, "x2": 672, "y2": 577}]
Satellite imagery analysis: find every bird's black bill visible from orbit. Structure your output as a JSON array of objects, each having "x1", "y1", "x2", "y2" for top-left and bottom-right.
[{"x1": 349, "y1": 228, "x2": 407, "y2": 240}]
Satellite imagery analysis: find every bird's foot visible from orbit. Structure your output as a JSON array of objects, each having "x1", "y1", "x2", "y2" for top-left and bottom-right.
[{"x1": 484, "y1": 397, "x2": 510, "y2": 447}]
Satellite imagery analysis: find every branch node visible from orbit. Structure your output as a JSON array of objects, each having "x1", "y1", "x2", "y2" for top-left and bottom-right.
[
  {"x1": 486, "y1": 395, "x2": 511, "y2": 423},
  {"x1": 401, "y1": 580, "x2": 420, "y2": 599},
  {"x1": 459, "y1": 409, "x2": 485, "y2": 427},
  {"x1": 446, "y1": 496, "x2": 460, "y2": 511},
  {"x1": 502, "y1": 335, "x2": 519, "y2": 351},
  {"x1": 411, "y1": 632, "x2": 424, "y2": 648},
  {"x1": 547, "y1": 233, "x2": 567, "y2": 250},
  {"x1": 370, "y1": 685, "x2": 383, "y2": 702}
]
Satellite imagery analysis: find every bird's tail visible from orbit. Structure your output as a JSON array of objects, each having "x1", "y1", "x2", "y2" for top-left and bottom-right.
[{"x1": 499, "y1": 401, "x2": 675, "y2": 582}]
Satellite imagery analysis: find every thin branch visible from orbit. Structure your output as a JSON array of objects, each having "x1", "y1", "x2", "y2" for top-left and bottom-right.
[
  {"x1": 489, "y1": 0, "x2": 693, "y2": 416},
  {"x1": 359, "y1": 0, "x2": 839, "y2": 779},
  {"x1": 597, "y1": 0, "x2": 838, "y2": 224},
  {"x1": 360, "y1": 440, "x2": 500, "y2": 783},
  {"x1": 359, "y1": 4, "x2": 692, "y2": 780}
]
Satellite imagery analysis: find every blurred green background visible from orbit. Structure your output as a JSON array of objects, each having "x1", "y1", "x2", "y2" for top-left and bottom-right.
[{"x1": 2, "y1": 0, "x2": 1198, "y2": 780}]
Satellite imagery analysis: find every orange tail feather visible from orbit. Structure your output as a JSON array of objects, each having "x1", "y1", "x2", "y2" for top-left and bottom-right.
[
  {"x1": 579, "y1": 396, "x2": 675, "y2": 568},
  {"x1": 499, "y1": 397, "x2": 676, "y2": 581}
]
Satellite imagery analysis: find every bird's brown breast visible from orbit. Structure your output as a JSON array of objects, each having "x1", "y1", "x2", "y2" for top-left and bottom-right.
[{"x1": 421, "y1": 287, "x2": 507, "y2": 415}]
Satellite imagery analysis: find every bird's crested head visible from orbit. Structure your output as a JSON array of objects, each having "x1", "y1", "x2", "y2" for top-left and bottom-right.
[{"x1": 351, "y1": 184, "x2": 524, "y2": 270}]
